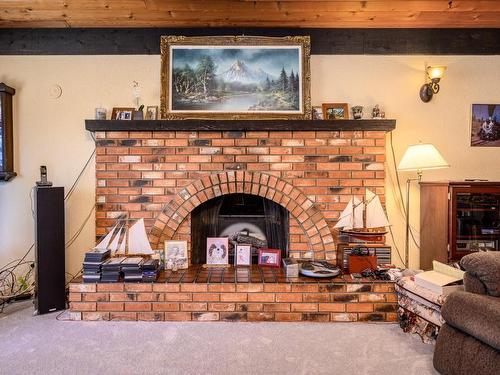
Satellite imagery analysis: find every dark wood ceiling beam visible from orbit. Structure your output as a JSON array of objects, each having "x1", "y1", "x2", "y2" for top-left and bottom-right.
[{"x1": 1, "y1": 28, "x2": 499, "y2": 55}]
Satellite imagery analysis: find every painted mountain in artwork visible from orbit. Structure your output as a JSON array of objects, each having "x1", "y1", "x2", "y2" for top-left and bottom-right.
[{"x1": 218, "y1": 60, "x2": 274, "y2": 84}]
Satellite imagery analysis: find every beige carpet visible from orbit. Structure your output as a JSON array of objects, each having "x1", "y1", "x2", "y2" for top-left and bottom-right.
[{"x1": 0, "y1": 301, "x2": 437, "y2": 375}]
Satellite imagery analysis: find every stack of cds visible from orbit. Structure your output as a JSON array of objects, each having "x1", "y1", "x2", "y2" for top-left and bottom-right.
[
  {"x1": 141, "y1": 259, "x2": 159, "y2": 282},
  {"x1": 82, "y1": 249, "x2": 111, "y2": 283},
  {"x1": 121, "y1": 257, "x2": 144, "y2": 282},
  {"x1": 101, "y1": 257, "x2": 126, "y2": 283}
]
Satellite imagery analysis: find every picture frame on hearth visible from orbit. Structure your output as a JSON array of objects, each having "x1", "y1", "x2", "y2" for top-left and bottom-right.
[
  {"x1": 160, "y1": 35, "x2": 311, "y2": 120},
  {"x1": 235, "y1": 244, "x2": 252, "y2": 266},
  {"x1": 165, "y1": 240, "x2": 188, "y2": 270},
  {"x1": 152, "y1": 249, "x2": 166, "y2": 270},
  {"x1": 258, "y1": 248, "x2": 281, "y2": 268},
  {"x1": 206, "y1": 237, "x2": 229, "y2": 265}
]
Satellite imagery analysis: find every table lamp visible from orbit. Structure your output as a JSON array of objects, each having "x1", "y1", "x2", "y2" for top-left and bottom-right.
[{"x1": 397, "y1": 143, "x2": 450, "y2": 268}]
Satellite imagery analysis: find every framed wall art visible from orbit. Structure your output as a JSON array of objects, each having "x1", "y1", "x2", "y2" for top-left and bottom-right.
[
  {"x1": 470, "y1": 104, "x2": 500, "y2": 147},
  {"x1": 206, "y1": 237, "x2": 229, "y2": 265},
  {"x1": 160, "y1": 35, "x2": 311, "y2": 120}
]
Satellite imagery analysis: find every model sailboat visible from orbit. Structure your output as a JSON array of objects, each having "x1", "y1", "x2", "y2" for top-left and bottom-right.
[
  {"x1": 334, "y1": 189, "x2": 390, "y2": 241},
  {"x1": 94, "y1": 219, "x2": 154, "y2": 256}
]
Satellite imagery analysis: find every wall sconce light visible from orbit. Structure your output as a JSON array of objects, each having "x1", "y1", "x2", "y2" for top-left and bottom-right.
[{"x1": 419, "y1": 66, "x2": 447, "y2": 103}]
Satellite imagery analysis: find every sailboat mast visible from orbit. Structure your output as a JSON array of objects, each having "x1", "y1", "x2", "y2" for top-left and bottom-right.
[
  {"x1": 351, "y1": 200, "x2": 355, "y2": 228},
  {"x1": 363, "y1": 195, "x2": 366, "y2": 229}
]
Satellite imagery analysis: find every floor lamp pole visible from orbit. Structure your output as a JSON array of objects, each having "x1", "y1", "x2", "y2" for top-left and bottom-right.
[{"x1": 404, "y1": 172, "x2": 422, "y2": 269}]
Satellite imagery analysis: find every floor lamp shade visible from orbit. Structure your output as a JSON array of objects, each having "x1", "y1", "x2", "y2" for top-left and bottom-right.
[
  {"x1": 398, "y1": 143, "x2": 449, "y2": 171},
  {"x1": 397, "y1": 143, "x2": 449, "y2": 269}
]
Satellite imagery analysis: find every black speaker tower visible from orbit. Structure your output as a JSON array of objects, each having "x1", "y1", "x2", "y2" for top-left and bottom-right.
[{"x1": 34, "y1": 186, "x2": 65, "y2": 314}]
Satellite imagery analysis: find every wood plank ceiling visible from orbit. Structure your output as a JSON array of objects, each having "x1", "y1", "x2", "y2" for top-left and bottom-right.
[{"x1": 1, "y1": 1, "x2": 500, "y2": 28}]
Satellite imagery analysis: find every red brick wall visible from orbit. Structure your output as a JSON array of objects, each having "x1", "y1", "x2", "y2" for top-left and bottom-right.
[
  {"x1": 69, "y1": 281, "x2": 397, "y2": 322},
  {"x1": 95, "y1": 130, "x2": 386, "y2": 261}
]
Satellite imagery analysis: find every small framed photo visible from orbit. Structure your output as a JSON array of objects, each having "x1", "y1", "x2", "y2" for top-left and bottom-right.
[
  {"x1": 258, "y1": 248, "x2": 281, "y2": 268},
  {"x1": 145, "y1": 106, "x2": 158, "y2": 120},
  {"x1": 206, "y1": 237, "x2": 229, "y2": 265},
  {"x1": 322, "y1": 103, "x2": 349, "y2": 120},
  {"x1": 165, "y1": 240, "x2": 188, "y2": 269},
  {"x1": 111, "y1": 107, "x2": 134, "y2": 120},
  {"x1": 152, "y1": 249, "x2": 165, "y2": 270},
  {"x1": 235, "y1": 244, "x2": 252, "y2": 266},
  {"x1": 312, "y1": 106, "x2": 324, "y2": 120}
]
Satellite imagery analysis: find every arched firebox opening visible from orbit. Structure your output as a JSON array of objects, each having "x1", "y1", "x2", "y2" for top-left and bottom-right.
[{"x1": 191, "y1": 193, "x2": 289, "y2": 265}]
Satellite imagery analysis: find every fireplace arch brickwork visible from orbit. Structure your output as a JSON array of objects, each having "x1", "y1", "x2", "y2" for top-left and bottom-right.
[{"x1": 149, "y1": 171, "x2": 335, "y2": 260}]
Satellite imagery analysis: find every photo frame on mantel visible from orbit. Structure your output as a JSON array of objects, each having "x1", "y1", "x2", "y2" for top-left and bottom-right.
[{"x1": 160, "y1": 35, "x2": 311, "y2": 120}]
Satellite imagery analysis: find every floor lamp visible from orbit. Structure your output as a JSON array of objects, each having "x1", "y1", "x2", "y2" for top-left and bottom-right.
[{"x1": 397, "y1": 143, "x2": 449, "y2": 268}]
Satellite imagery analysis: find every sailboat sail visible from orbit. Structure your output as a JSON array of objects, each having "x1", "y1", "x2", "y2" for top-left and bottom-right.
[
  {"x1": 334, "y1": 190, "x2": 390, "y2": 231},
  {"x1": 365, "y1": 189, "x2": 391, "y2": 228},
  {"x1": 334, "y1": 197, "x2": 363, "y2": 230},
  {"x1": 94, "y1": 224, "x2": 118, "y2": 249},
  {"x1": 127, "y1": 219, "x2": 154, "y2": 255},
  {"x1": 108, "y1": 225, "x2": 123, "y2": 253},
  {"x1": 116, "y1": 229, "x2": 127, "y2": 255}
]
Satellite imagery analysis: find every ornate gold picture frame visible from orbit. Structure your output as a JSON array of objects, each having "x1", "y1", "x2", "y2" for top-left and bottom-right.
[{"x1": 160, "y1": 35, "x2": 311, "y2": 120}]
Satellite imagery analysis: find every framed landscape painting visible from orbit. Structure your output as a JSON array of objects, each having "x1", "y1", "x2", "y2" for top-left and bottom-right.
[
  {"x1": 470, "y1": 104, "x2": 500, "y2": 147},
  {"x1": 160, "y1": 35, "x2": 311, "y2": 120}
]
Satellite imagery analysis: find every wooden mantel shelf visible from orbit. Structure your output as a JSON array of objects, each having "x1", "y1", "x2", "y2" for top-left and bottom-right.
[{"x1": 85, "y1": 119, "x2": 396, "y2": 132}]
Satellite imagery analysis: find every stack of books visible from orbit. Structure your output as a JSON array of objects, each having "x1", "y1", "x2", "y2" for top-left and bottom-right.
[
  {"x1": 101, "y1": 257, "x2": 126, "y2": 283},
  {"x1": 414, "y1": 261, "x2": 464, "y2": 296},
  {"x1": 82, "y1": 249, "x2": 111, "y2": 283},
  {"x1": 121, "y1": 257, "x2": 144, "y2": 282},
  {"x1": 141, "y1": 258, "x2": 159, "y2": 282}
]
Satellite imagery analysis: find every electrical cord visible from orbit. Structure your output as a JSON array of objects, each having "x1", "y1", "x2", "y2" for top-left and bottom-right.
[
  {"x1": 388, "y1": 132, "x2": 420, "y2": 248},
  {"x1": 65, "y1": 204, "x2": 96, "y2": 248},
  {"x1": 1, "y1": 141, "x2": 96, "y2": 312},
  {"x1": 388, "y1": 226, "x2": 406, "y2": 266},
  {"x1": 65, "y1": 148, "x2": 96, "y2": 201}
]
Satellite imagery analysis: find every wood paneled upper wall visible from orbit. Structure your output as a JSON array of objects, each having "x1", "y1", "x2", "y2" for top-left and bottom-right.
[{"x1": 1, "y1": 1, "x2": 500, "y2": 28}]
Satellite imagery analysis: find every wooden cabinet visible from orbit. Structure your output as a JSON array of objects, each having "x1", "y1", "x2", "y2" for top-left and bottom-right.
[{"x1": 420, "y1": 182, "x2": 500, "y2": 270}]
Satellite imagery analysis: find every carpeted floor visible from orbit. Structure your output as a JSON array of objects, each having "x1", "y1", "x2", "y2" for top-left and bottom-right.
[{"x1": 0, "y1": 301, "x2": 437, "y2": 375}]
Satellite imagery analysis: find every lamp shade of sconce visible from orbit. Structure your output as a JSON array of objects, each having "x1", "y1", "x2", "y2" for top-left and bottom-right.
[
  {"x1": 397, "y1": 143, "x2": 450, "y2": 172},
  {"x1": 420, "y1": 65, "x2": 447, "y2": 103}
]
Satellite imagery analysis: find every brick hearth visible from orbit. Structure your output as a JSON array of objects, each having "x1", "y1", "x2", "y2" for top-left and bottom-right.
[
  {"x1": 69, "y1": 266, "x2": 397, "y2": 322},
  {"x1": 94, "y1": 129, "x2": 387, "y2": 262}
]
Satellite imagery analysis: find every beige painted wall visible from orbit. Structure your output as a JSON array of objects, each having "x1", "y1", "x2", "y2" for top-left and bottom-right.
[{"x1": 1, "y1": 55, "x2": 499, "y2": 275}]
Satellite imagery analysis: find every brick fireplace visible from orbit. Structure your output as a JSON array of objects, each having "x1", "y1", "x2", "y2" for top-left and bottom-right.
[
  {"x1": 69, "y1": 122, "x2": 397, "y2": 322},
  {"x1": 94, "y1": 129, "x2": 387, "y2": 263}
]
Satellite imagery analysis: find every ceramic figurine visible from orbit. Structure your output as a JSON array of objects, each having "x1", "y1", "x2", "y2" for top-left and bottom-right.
[
  {"x1": 352, "y1": 106, "x2": 363, "y2": 120},
  {"x1": 372, "y1": 104, "x2": 381, "y2": 119}
]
